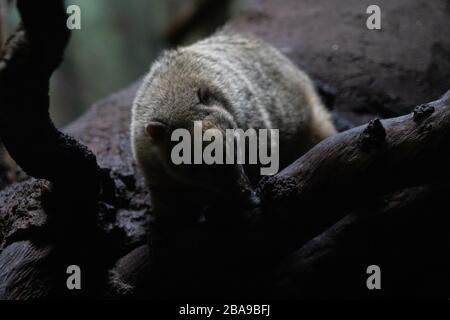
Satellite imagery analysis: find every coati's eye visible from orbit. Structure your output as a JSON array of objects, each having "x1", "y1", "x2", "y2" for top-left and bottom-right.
[{"x1": 197, "y1": 86, "x2": 212, "y2": 105}]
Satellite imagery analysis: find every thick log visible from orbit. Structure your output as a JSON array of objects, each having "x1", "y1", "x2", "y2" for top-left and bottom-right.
[
  {"x1": 257, "y1": 91, "x2": 450, "y2": 256},
  {"x1": 107, "y1": 183, "x2": 450, "y2": 299},
  {"x1": 273, "y1": 185, "x2": 450, "y2": 299}
]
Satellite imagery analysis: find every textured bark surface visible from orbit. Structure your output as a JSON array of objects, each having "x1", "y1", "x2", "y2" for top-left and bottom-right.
[
  {"x1": 0, "y1": 0, "x2": 449, "y2": 299},
  {"x1": 257, "y1": 92, "x2": 450, "y2": 252}
]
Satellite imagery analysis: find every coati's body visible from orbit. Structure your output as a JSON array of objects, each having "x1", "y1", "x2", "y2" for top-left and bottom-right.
[{"x1": 131, "y1": 32, "x2": 336, "y2": 215}]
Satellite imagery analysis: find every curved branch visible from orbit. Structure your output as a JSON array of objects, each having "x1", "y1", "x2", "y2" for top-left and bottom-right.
[
  {"x1": 0, "y1": 0, "x2": 100, "y2": 198},
  {"x1": 0, "y1": 2, "x2": 111, "y2": 299}
]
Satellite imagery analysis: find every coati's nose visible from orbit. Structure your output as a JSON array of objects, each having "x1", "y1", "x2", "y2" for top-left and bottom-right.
[{"x1": 146, "y1": 121, "x2": 168, "y2": 140}]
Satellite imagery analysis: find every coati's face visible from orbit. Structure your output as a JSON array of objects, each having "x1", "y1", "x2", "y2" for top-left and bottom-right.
[{"x1": 131, "y1": 51, "x2": 257, "y2": 208}]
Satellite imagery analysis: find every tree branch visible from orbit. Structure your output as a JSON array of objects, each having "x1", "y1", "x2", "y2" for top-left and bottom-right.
[
  {"x1": 0, "y1": 0, "x2": 102, "y2": 212},
  {"x1": 273, "y1": 184, "x2": 450, "y2": 298},
  {"x1": 0, "y1": 0, "x2": 113, "y2": 298},
  {"x1": 257, "y1": 91, "x2": 450, "y2": 253}
]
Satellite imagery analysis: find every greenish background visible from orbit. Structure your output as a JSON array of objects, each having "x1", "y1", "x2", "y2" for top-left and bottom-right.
[{"x1": 4, "y1": 0, "x2": 239, "y2": 126}]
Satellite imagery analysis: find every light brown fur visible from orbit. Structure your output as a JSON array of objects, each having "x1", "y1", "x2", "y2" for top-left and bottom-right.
[{"x1": 131, "y1": 32, "x2": 336, "y2": 214}]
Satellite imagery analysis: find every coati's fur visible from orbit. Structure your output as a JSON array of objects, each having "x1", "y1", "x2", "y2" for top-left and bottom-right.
[{"x1": 131, "y1": 32, "x2": 336, "y2": 216}]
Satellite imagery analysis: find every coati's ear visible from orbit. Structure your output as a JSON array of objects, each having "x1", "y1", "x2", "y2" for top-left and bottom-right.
[{"x1": 197, "y1": 86, "x2": 212, "y2": 105}]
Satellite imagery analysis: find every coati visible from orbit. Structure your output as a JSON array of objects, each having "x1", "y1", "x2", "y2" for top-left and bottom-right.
[{"x1": 131, "y1": 32, "x2": 336, "y2": 219}]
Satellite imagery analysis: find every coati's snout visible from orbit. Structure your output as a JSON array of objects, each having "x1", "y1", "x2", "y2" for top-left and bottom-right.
[
  {"x1": 145, "y1": 121, "x2": 168, "y2": 141},
  {"x1": 139, "y1": 117, "x2": 259, "y2": 210},
  {"x1": 168, "y1": 125, "x2": 260, "y2": 208}
]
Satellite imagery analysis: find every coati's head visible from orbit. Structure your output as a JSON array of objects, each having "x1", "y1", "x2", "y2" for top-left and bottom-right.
[{"x1": 131, "y1": 49, "x2": 258, "y2": 211}]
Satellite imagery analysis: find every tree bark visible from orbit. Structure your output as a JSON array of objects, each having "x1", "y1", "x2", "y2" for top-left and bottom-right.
[
  {"x1": 256, "y1": 92, "x2": 450, "y2": 256},
  {"x1": 0, "y1": 0, "x2": 114, "y2": 299}
]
